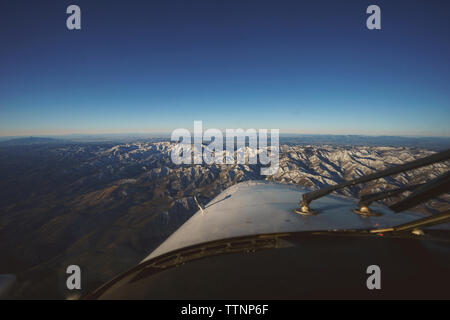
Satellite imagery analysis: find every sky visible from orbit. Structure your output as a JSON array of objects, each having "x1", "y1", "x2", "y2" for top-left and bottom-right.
[{"x1": 0, "y1": 0, "x2": 449, "y2": 137}]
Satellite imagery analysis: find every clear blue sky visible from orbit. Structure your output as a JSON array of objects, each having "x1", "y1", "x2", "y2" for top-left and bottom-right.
[{"x1": 0, "y1": 0, "x2": 449, "y2": 137}]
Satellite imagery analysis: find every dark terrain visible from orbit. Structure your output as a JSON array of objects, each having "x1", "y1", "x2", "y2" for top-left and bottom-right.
[{"x1": 0, "y1": 136, "x2": 449, "y2": 299}]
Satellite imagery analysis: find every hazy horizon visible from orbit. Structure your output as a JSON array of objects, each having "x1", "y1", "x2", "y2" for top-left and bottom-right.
[
  {"x1": 1, "y1": 125, "x2": 450, "y2": 140},
  {"x1": 2, "y1": 131, "x2": 450, "y2": 140}
]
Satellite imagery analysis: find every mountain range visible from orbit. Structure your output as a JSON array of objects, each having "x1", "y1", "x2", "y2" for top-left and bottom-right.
[{"x1": 0, "y1": 140, "x2": 448, "y2": 298}]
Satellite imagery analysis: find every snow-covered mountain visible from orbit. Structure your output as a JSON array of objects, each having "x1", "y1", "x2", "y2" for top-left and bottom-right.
[{"x1": 42, "y1": 141, "x2": 448, "y2": 211}]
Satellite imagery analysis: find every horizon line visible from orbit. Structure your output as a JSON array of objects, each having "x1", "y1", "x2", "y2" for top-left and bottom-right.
[{"x1": 1, "y1": 132, "x2": 450, "y2": 140}]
